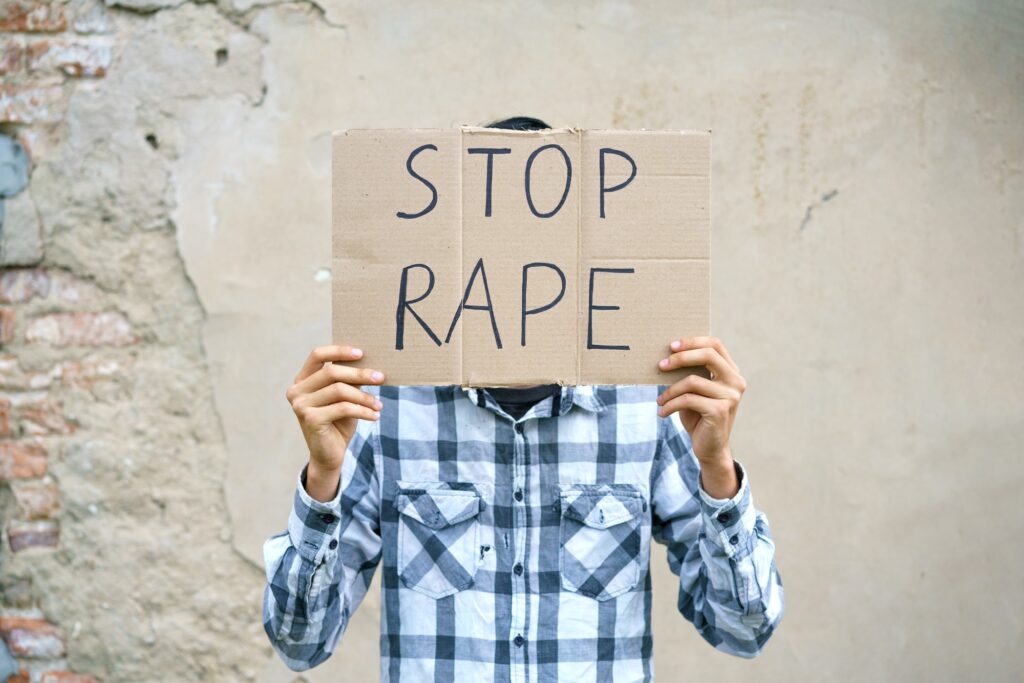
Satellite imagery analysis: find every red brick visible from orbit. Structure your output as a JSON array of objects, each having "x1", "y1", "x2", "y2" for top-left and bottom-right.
[
  {"x1": 0, "y1": 84, "x2": 64, "y2": 124},
  {"x1": 0, "y1": 1, "x2": 67, "y2": 33},
  {"x1": 7, "y1": 520, "x2": 60, "y2": 552},
  {"x1": 0, "y1": 269, "x2": 99, "y2": 305},
  {"x1": 28, "y1": 39, "x2": 111, "y2": 78},
  {"x1": 0, "y1": 616, "x2": 65, "y2": 657},
  {"x1": 0, "y1": 397, "x2": 10, "y2": 436},
  {"x1": 1, "y1": 354, "x2": 124, "y2": 391},
  {"x1": 0, "y1": 307, "x2": 14, "y2": 344},
  {"x1": 15, "y1": 398, "x2": 76, "y2": 436},
  {"x1": 0, "y1": 39, "x2": 24, "y2": 76},
  {"x1": 40, "y1": 673, "x2": 100, "y2": 683},
  {"x1": 25, "y1": 311, "x2": 133, "y2": 347},
  {"x1": 0, "y1": 268, "x2": 50, "y2": 303},
  {"x1": 8, "y1": 669, "x2": 29, "y2": 683},
  {"x1": 0, "y1": 440, "x2": 47, "y2": 480},
  {"x1": 12, "y1": 477, "x2": 59, "y2": 520},
  {"x1": 56, "y1": 356, "x2": 123, "y2": 387}
]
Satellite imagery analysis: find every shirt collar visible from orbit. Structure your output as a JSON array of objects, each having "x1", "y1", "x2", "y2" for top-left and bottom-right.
[{"x1": 460, "y1": 385, "x2": 608, "y2": 420}]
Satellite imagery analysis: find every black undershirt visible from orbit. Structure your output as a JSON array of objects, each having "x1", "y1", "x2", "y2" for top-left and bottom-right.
[{"x1": 486, "y1": 384, "x2": 561, "y2": 421}]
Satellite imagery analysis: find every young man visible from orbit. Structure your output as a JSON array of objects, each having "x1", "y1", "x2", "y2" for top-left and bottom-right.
[{"x1": 263, "y1": 119, "x2": 784, "y2": 681}]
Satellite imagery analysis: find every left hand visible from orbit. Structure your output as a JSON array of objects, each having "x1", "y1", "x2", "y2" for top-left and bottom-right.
[{"x1": 656, "y1": 337, "x2": 746, "y2": 471}]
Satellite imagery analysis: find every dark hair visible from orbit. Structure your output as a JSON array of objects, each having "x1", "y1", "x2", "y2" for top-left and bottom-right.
[{"x1": 485, "y1": 116, "x2": 551, "y2": 131}]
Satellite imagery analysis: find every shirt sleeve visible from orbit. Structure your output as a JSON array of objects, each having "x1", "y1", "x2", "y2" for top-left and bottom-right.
[
  {"x1": 262, "y1": 415, "x2": 383, "y2": 671},
  {"x1": 650, "y1": 412, "x2": 784, "y2": 658}
]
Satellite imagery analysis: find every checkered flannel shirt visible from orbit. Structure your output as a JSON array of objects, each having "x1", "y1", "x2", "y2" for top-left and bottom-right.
[{"x1": 263, "y1": 385, "x2": 784, "y2": 681}]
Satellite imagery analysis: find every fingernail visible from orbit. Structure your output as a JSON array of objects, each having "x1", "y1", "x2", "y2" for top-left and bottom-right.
[
  {"x1": 670, "y1": 340, "x2": 681, "y2": 351},
  {"x1": 352, "y1": 348, "x2": 363, "y2": 357},
  {"x1": 659, "y1": 358, "x2": 669, "y2": 369},
  {"x1": 371, "y1": 411, "x2": 380, "y2": 420},
  {"x1": 374, "y1": 399, "x2": 383, "y2": 410},
  {"x1": 371, "y1": 371, "x2": 384, "y2": 382}
]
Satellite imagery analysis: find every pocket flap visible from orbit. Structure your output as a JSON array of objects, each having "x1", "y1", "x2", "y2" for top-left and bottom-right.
[
  {"x1": 395, "y1": 489, "x2": 481, "y2": 530},
  {"x1": 560, "y1": 485, "x2": 644, "y2": 529}
]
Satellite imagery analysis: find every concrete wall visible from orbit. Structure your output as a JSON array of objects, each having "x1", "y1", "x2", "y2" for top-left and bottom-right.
[{"x1": 1, "y1": 1, "x2": 1021, "y2": 681}]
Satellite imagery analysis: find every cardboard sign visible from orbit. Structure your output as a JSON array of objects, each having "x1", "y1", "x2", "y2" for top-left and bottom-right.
[{"x1": 332, "y1": 127, "x2": 709, "y2": 386}]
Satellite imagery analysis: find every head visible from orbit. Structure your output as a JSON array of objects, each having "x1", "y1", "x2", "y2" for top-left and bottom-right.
[{"x1": 485, "y1": 116, "x2": 551, "y2": 132}]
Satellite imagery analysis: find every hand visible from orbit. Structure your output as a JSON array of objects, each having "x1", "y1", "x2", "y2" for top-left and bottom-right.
[
  {"x1": 656, "y1": 337, "x2": 746, "y2": 498},
  {"x1": 286, "y1": 345, "x2": 385, "y2": 501}
]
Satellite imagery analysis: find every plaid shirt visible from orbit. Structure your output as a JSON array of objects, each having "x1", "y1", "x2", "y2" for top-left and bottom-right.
[{"x1": 263, "y1": 385, "x2": 783, "y2": 681}]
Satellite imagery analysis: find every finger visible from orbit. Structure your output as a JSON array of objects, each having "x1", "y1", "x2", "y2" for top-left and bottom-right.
[
  {"x1": 289, "y1": 363, "x2": 385, "y2": 401},
  {"x1": 658, "y1": 392, "x2": 725, "y2": 419},
  {"x1": 298, "y1": 382, "x2": 383, "y2": 411},
  {"x1": 306, "y1": 402, "x2": 380, "y2": 426},
  {"x1": 658, "y1": 348, "x2": 738, "y2": 385},
  {"x1": 295, "y1": 345, "x2": 365, "y2": 382},
  {"x1": 657, "y1": 374, "x2": 738, "y2": 405},
  {"x1": 669, "y1": 337, "x2": 738, "y2": 372}
]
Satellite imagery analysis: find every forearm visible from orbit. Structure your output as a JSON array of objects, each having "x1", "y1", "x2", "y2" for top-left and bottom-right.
[
  {"x1": 263, "y1": 456, "x2": 382, "y2": 670},
  {"x1": 693, "y1": 462, "x2": 783, "y2": 656},
  {"x1": 653, "y1": 427, "x2": 784, "y2": 658},
  {"x1": 684, "y1": 525, "x2": 783, "y2": 657}
]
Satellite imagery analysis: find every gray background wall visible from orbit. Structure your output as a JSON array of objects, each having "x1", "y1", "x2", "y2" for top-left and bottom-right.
[{"x1": 0, "y1": 1, "x2": 1021, "y2": 681}]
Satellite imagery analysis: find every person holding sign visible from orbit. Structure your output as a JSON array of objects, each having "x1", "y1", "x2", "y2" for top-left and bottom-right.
[{"x1": 262, "y1": 118, "x2": 784, "y2": 681}]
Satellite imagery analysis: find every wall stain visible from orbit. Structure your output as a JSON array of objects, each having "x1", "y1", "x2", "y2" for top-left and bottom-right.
[
  {"x1": 799, "y1": 188, "x2": 839, "y2": 232},
  {"x1": 752, "y1": 92, "x2": 770, "y2": 218}
]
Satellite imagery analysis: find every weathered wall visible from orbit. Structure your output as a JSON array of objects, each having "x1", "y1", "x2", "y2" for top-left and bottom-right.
[{"x1": 1, "y1": 1, "x2": 1022, "y2": 681}]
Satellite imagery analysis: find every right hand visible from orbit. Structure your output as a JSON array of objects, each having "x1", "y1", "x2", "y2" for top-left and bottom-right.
[{"x1": 286, "y1": 345, "x2": 385, "y2": 499}]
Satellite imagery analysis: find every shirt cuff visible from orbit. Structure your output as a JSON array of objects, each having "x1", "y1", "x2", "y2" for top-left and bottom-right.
[
  {"x1": 698, "y1": 459, "x2": 756, "y2": 560},
  {"x1": 287, "y1": 463, "x2": 344, "y2": 564}
]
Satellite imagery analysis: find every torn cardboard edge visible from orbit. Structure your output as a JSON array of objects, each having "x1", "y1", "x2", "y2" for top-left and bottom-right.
[{"x1": 332, "y1": 126, "x2": 710, "y2": 386}]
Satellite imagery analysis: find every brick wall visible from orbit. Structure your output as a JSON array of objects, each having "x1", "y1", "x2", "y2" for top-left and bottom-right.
[
  {"x1": 2, "y1": 2, "x2": 110, "y2": 680},
  {"x1": 0, "y1": 269, "x2": 113, "y2": 681},
  {"x1": 1, "y1": 0, "x2": 273, "y2": 676}
]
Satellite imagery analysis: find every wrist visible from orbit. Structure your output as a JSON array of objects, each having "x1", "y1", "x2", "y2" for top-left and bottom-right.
[
  {"x1": 699, "y1": 447, "x2": 739, "y2": 499},
  {"x1": 305, "y1": 460, "x2": 341, "y2": 503}
]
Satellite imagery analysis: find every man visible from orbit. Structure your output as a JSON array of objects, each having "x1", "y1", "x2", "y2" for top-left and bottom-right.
[{"x1": 263, "y1": 118, "x2": 784, "y2": 681}]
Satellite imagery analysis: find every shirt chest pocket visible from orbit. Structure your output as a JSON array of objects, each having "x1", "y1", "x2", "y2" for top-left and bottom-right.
[
  {"x1": 557, "y1": 484, "x2": 647, "y2": 601},
  {"x1": 394, "y1": 485, "x2": 483, "y2": 599}
]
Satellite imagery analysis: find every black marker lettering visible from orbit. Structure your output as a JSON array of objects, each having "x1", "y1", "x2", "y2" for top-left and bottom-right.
[
  {"x1": 524, "y1": 144, "x2": 572, "y2": 218},
  {"x1": 445, "y1": 258, "x2": 502, "y2": 349},
  {"x1": 395, "y1": 263, "x2": 441, "y2": 349},
  {"x1": 599, "y1": 148, "x2": 637, "y2": 218},
  {"x1": 467, "y1": 147, "x2": 511, "y2": 217},
  {"x1": 586, "y1": 267, "x2": 635, "y2": 350},
  {"x1": 520, "y1": 262, "x2": 566, "y2": 346},
  {"x1": 396, "y1": 144, "x2": 438, "y2": 219}
]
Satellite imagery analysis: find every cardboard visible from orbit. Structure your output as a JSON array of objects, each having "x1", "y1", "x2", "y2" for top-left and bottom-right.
[{"x1": 332, "y1": 127, "x2": 710, "y2": 386}]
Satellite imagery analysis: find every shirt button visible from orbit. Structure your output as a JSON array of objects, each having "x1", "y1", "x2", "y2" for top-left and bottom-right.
[
  {"x1": 329, "y1": 539, "x2": 338, "y2": 549},
  {"x1": 514, "y1": 562, "x2": 523, "y2": 576},
  {"x1": 514, "y1": 488, "x2": 523, "y2": 502},
  {"x1": 319, "y1": 513, "x2": 336, "y2": 524},
  {"x1": 717, "y1": 512, "x2": 731, "y2": 524},
  {"x1": 729, "y1": 534, "x2": 739, "y2": 545},
  {"x1": 514, "y1": 634, "x2": 524, "y2": 647}
]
